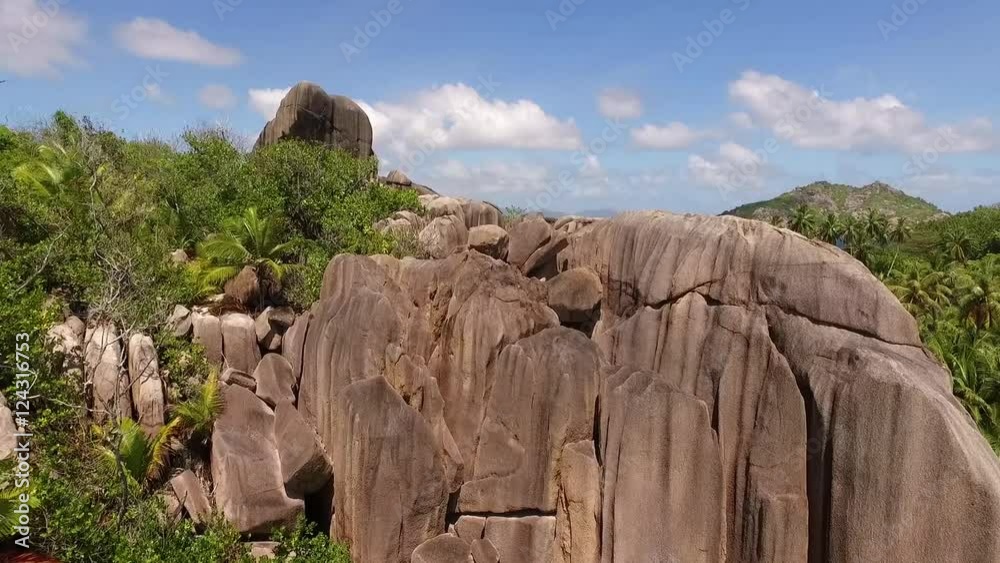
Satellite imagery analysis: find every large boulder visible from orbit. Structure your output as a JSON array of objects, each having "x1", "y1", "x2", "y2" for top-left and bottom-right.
[
  {"x1": 280, "y1": 312, "x2": 311, "y2": 385},
  {"x1": 506, "y1": 215, "x2": 553, "y2": 272},
  {"x1": 330, "y1": 377, "x2": 448, "y2": 563},
  {"x1": 224, "y1": 266, "x2": 260, "y2": 307},
  {"x1": 169, "y1": 469, "x2": 212, "y2": 525},
  {"x1": 274, "y1": 400, "x2": 332, "y2": 496},
  {"x1": 192, "y1": 313, "x2": 224, "y2": 367},
  {"x1": 468, "y1": 225, "x2": 509, "y2": 260},
  {"x1": 545, "y1": 268, "x2": 602, "y2": 326},
  {"x1": 253, "y1": 354, "x2": 296, "y2": 408},
  {"x1": 211, "y1": 385, "x2": 303, "y2": 534},
  {"x1": 46, "y1": 316, "x2": 84, "y2": 374},
  {"x1": 560, "y1": 211, "x2": 1000, "y2": 562},
  {"x1": 127, "y1": 334, "x2": 165, "y2": 436},
  {"x1": 221, "y1": 313, "x2": 261, "y2": 374},
  {"x1": 85, "y1": 324, "x2": 130, "y2": 422},
  {"x1": 254, "y1": 81, "x2": 374, "y2": 158},
  {"x1": 166, "y1": 305, "x2": 193, "y2": 338},
  {"x1": 419, "y1": 215, "x2": 468, "y2": 259}
]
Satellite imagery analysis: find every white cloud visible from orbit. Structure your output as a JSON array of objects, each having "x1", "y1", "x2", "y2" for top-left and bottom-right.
[
  {"x1": 729, "y1": 112, "x2": 754, "y2": 129},
  {"x1": 729, "y1": 70, "x2": 994, "y2": 153},
  {"x1": 358, "y1": 83, "x2": 582, "y2": 159},
  {"x1": 248, "y1": 87, "x2": 291, "y2": 120},
  {"x1": 631, "y1": 122, "x2": 708, "y2": 150},
  {"x1": 114, "y1": 18, "x2": 243, "y2": 66},
  {"x1": 598, "y1": 88, "x2": 643, "y2": 120},
  {"x1": 688, "y1": 142, "x2": 768, "y2": 190},
  {"x1": 198, "y1": 84, "x2": 237, "y2": 110},
  {"x1": 0, "y1": 0, "x2": 87, "y2": 78}
]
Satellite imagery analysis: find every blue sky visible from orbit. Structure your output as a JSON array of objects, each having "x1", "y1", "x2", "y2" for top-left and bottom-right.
[{"x1": 2, "y1": 0, "x2": 999, "y2": 214}]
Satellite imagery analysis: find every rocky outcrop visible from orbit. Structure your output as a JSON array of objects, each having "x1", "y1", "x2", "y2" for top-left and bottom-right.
[
  {"x1": 329, "y1": 377, "x2": 448, "y2": 563},
  {"x1": 85, "y1": 324, "x2": 129, "y2": 422},
  {"x1": 253, "y1": 354, "x2": 296, "y2": 408},
  {"x1": 221, "y1": 313, "x2": 261, "y2": 374},
  {"x1": 274, "y1": 400, "x2": 332, "y2": 496},
  {"x1": 420, "y1": 215, "x2": 468, "y2": 259},
  {"x1": 254, "y1": 82, "x2": 374, "y2": 159},
  {"x1": 177, "y1": 208, "x2": 999, "y2": 563},
  {"x1": 192, "y1": 313, "x2": 224, "y2": 367},
  {"x1": 127, "y1": 334, "x2": 165, "y2": 436},
  {"x1": 170, "y1": 470, "x2": 213, "y2": 525},
  {"x1": 468, "y1": 225, "x2": 509, "y2": 260},
  {"x1": 211, "y1": 385, "x2": 303, "y2": 534}
]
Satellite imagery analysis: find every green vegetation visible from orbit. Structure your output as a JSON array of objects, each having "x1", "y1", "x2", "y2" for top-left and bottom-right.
[
  {"x1": 725, "y1": 180, "x2": 943, "y2": 223},
  {"x1": 0, "y1": 112, "x2": 427, "y2": 560},
  {"x1": 780, "y1": 206, "x2": 1000, "y2": 451}
]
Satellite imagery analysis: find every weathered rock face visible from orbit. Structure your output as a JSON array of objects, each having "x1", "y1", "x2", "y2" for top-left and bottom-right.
[
  {"x1": 290, "y1": 211, "x2": 1000, "y2": 563},
  {"x1": 221, "y1": 313, "x2": 261, "y2": 374},
  {"x1": 254, "y1": 82, "x2": 374, "y2": 159},
  {"x1": 411, "y1": 534, "x2": 474, "y2": 563},
  {"x1": 170, "y1": 469, "x2": 212, "y2": 525},
  {"x1": 85, "y1": 324, "x2": 129, "y2": 422},
  {"x1": 127, "y1": 334, "x2": 165, "y2": 436},
  {"x1": 192, "y1": 313, "x2": 224, "y2": 367},
  {"x1": 420, "y1": 215, "x2": 468, "y2": 259},
  {"x1": 457, "y1": 327, "x2": 600, "y2": 513},
  {"x1": 211, "y1": 385, "x2": 303, "y2": 534},
  {"x1": 330, "y1": 377, "x2": 448, "y2": 563},
  {"x1": 274, "y1": 400, "x2": 332, "y2": 496},
  {"x1": 253, "y1": 354, "x2": 296, "y2": 408},
  {"x1": 468, "y1": 225, "x2": 509, "y2": 260}
]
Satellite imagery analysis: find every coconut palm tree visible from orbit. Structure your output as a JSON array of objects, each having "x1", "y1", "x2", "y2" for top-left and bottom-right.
[
  {"x1": 789, "y1": 205, "x2": 818, "y2": 237},
  {"x1": 195, "y1": 207, "x2": 295, "y2": 297},
  {"x1": 958, "y1": 268, "x2": 1000, "y2": 330},
  {"x1": 862, "y1": 208, "x2": 890, "y2": 245},
  {"x1": 817, "y1": 211, "x2": 844, "y2": 245},
  {"x1": 888, "y1": 265, "x2": 953, "y2": 316},
  {"x1": 940, "y1": 230, "x2": 973, "y2": 263},
  {"x1": 890, "y1": 217, "x2": 913, "y2": 244}
]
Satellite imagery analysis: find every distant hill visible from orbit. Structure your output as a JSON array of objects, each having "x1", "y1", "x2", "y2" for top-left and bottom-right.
[{"x1": 723, "y1": 181, "x2": 946, "y2": 222}]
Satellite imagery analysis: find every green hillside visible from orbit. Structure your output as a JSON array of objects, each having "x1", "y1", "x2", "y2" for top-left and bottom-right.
[{"x1": 723, "y1": 181, "x2": 946, "y2": 222}]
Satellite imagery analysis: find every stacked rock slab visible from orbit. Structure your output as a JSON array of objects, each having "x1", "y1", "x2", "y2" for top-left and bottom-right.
[{"x1": 287, "y1": 210, "x2": 1000, "y2": 563}]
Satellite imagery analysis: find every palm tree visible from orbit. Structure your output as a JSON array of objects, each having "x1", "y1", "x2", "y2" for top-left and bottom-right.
[
  {"x1": 96, "y1": 418, "x2": 180, "y2": 488},
  {"x1": 789, "y1": 205, "x2": 818, "y2": 237},
  {"x1": 958, "y1": 268, "x2": 1000, "y2": 330},
  {"x1": 890, "y1": 217, "x2": 913, "y2": 244},
  {"x1": 842, "y1": 216, "x2": 872, "y2": 261},
  {"x1": 173, "y1": 369, "x2": 224, "y2": 445},
  {"x1": 0, "y1": 485, "x2": 39, "y2": 539},
  {"x1": 888, "y1": 265, "x2": 953, "y2": 316},
  {"x1": 862, "y1": 208, "x2": 890, "y2": 245},
  {"x1": 12, "y1": 142, "x2": 106, "y2": 199},
  {"x1": 195, "y1": 207, "x2": 295, "y2": 297},
  {"x1": 940, "y1": 230, "x2": 973, "y2": 263},
  {"x1": 817, "y1": 212, "x2": 844, "y2": 245}
]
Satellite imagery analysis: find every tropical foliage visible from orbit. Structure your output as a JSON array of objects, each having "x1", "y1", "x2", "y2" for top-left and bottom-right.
[
  {"x1": 0, "y1": 112, "x2": 429, "y2": 560},
  {"x1": 782, "y1": 206, "x2": 1000, "y2": 451}
]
